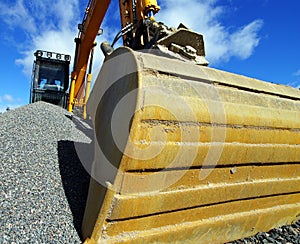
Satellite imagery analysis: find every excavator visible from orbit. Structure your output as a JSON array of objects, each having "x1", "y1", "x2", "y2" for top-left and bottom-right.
[
  {"x1": 30, "y1": 50, "x2": 71, "y2": 108},
  {"x1": 31, "y1": 0, "x2": 300, "y2": 243}
]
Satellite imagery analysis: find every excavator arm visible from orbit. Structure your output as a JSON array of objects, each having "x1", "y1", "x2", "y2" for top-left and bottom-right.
[
  {"x1": 68, "y1": 0, "x2": 161, "y2": 113},
  {"x1": 68, "y1": 0, "x2": 111, "y2": 112}
]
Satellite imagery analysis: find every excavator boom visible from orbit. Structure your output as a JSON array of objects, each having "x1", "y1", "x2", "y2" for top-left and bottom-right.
[
  {"x1": 69, "y1": 0, "x2": 110, "y2": 111},
  {"x1": 68, "y1": 0, "x2": 161, "y2": 112}
]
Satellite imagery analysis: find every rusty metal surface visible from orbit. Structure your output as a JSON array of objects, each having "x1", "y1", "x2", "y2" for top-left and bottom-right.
[{"x1": 83, "y1": 47, "x2": 300, "y2": 243}]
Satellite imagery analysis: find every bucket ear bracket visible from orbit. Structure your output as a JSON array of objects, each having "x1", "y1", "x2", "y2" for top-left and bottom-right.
[{"x1": 156, "y1": 25, "x2": 209, "y2": 65}]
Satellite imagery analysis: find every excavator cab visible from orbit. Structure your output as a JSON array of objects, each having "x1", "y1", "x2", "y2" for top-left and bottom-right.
[{"x1": 30, "y1": 50, "x2": 71, "y2": 108}]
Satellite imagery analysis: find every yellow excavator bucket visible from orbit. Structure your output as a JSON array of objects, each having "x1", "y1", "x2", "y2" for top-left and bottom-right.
[{"x1": 82, "y1": 47, "x2": 300, "y2": 243}]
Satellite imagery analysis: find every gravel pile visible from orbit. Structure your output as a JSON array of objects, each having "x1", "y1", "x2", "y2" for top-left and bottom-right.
[
  {"x1": 228, "y1": 220, "x2": 300, "y2": 244},
  {"x1": 0, "y1": 101, "x2": 299, "y2": 243},
  {"x1": 0, "y1": 102, "x2": 91, "y2": 243}
]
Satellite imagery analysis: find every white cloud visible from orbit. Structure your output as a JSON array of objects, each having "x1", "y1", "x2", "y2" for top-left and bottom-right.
[
  {"x1": 293, "y1": 69, "x2": 300, "y2": 77},
  {"x1": 15, "y1": 29, "x2": 78, "y2": 76},
  {"x1": 286, "y1": 81, "x2": 300, "y2": 89},
  {"x1": 289, "y1": 69, "x2": 300, "y2": 89},
  {"x1": 1, "y1": 0, "x2": 263, "y2": 82},
  {"x1": 0, "y1": 0, "x2": 117, "y2": 81},
  {"x1": 2, "y1": 94, "x2": 15, "y2": 103},
  {"x1": 0, "y1": 94, "x2": 24, "y2": 113},
  {"x1": 0, "y1": 104, "x2": 21, "y2": 113},
  {"x1": 0, "y1": 0, "x2": 80, "y2": 77},
  {"x1": 228, "y1": 20, "x2": 263, "y2": 60},
  {"x1": 0, "y1": 0, "x2": 37, "y2": 33},
  {"x1": 157, "y1": 0, "x2": 263, "y2": 64},
  {"x1": 0, "y1": 0, "x2": 79, "y2": 33}
]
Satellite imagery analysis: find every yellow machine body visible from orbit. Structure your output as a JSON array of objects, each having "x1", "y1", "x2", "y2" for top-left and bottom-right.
[{"x1": 82, "y1": 47, "x2": 300, "y2": 243}]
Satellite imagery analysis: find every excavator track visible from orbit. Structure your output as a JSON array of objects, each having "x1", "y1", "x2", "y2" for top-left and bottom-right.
[{"x1": 82, "y1": 47, "x2": 300, "y2": 243}]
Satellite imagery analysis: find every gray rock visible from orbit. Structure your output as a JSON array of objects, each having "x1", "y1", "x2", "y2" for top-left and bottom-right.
[{"x1": 0, "y1": 102, "x2": 91, "y2": 243}]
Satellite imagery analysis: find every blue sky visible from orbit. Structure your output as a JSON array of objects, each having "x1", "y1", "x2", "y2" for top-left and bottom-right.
[{"x1": 0, "y1": 0, "x2": 299, "y2": 112}]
